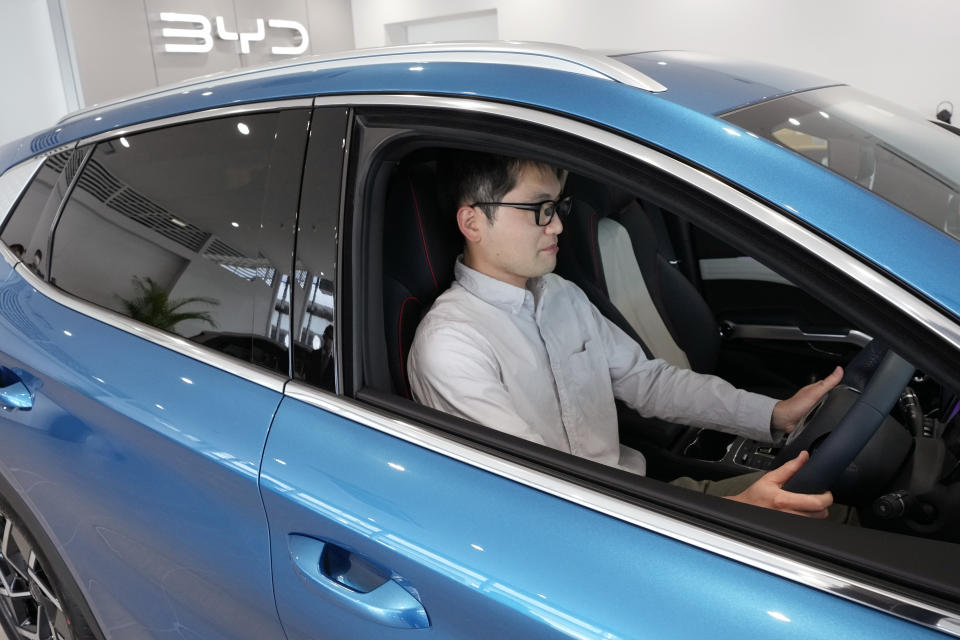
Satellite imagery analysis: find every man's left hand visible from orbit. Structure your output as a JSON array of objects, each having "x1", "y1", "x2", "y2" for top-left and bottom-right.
[{"x1": 772, "y1": 366, "x2": 843, "y2": 433}]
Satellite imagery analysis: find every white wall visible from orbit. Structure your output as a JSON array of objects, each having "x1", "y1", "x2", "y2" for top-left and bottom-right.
[
  {"x1": 63, "y1": 0, "x2": 355, "y2": 107},
  {"x1": 350, "y1": 0, "x2": 958, "y2": 119},
  {"x1": 0, "y1": 0, "x2": 355, "y2": 150},
  {"x1": 0, "y1": 0, "x2": 70, "y2": 148}
]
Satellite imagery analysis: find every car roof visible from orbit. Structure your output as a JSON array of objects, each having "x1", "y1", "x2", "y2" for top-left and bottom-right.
[
  {"x1": 611, "y1": 50, "x2": 840, "y2": 114},
  {"x1": 0, "y1": 42, "x2": 834, "y2": 170},
  {"x1": 2, "y1": 42, "x2": 958, "y2": 321}
]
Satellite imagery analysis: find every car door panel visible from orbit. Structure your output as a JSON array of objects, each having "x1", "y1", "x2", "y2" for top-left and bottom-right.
[
  {"x1": 260, "y1": 390, "x2": 939, "y2": 639},
  {"x1": 0, "y1": 261, "x2": 287, "y2": 638},
  {"x1": 684, "y1": 225, "x2": 860, "y2": 387}
]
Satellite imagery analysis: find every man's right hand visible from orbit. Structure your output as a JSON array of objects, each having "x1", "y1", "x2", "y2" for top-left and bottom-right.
[{"x1": 726, "y1": 451, "x2": 833, "y2": 518}]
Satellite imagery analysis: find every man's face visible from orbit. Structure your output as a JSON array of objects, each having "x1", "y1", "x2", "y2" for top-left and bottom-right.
[{"x1": 468, "y1": 163, "x2": 563, "y2": 288}]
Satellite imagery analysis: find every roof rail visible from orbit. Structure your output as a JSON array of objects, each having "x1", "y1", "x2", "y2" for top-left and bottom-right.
[
  {"x1": 59, "y1": 41, "x2": 666, "y2": 124},
  {"x1": 327, "y1": 41, "x2": 668, "y2": 92}
]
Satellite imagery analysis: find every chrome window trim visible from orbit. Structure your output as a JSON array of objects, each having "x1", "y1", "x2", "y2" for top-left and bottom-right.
[
  {"x1": 45, "y1": 145, "x2": 93, "y2": 278},
  {"x1": 319, "y1": 94, "x2": 958, "y2": 632},
  {"x1": 318, "y1": 93, "x2": 960, "y2": 354},
  {"x1": 13, "y1": 263, "x2": 287, "y2": 393},
  {"x1": 0, "y1": 243, "x2": 19, "y2": 268},
  {"x1": 1, "y1": 144, "x2": 78, "y2": 267},
  {"x1": 0, "y1": 155, "x2": 46, "y2": 228},
  {"x1": 286, "y1": 382, "x2": 960, "y2": 636},
  {"x1": 77, "y1": 98, "x2": 314, "y2": 146},
  {"x1": 332, "y1": 106, "x2": 354, "y2": 395}
]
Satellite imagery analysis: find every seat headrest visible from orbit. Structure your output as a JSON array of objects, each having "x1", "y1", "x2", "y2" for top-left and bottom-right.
[
  {"x1": 383, "y1": 161, "x2": 462, "y2": 397},
  {"x1": 563, "y1": 174, "x2": 635, "y2": 218},
  {"x1": 384, "y1": 163, "x2": 462, "y2": 298}
]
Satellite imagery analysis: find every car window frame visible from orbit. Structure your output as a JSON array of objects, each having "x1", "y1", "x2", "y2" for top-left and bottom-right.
[
  {"x1": 309, "y1": 93, "x2": 960, "y2": 634},
  {"x1": 288, "y1": 105, "x2": 351, "y2": 394},
  {"x1": 7, "y1": 99, "x2": 315, "y2": 393}
]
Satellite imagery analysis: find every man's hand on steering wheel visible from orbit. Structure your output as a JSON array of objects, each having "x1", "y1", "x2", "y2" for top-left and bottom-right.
[
  {"x1": 771, "y1": 366, "x2": 844, "y2": 434},
  {"x1": 726, "y1": 451, "x2": 834, "y2": 518}
]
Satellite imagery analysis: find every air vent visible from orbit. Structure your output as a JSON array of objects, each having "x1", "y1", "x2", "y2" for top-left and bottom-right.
[
  {"x1": 43, "y1": 149, "x2": 71, "y2": 174},
  {"x1": 205, "y1": 237, "x2": 246, "y2": 259},
  {"x1": 201, "y1": 241, "x2": 275, "y2": 283},
  {"x1": 70, "y1": 156, "x2": 273, "y2": 282},
  {"x1": 30, "y1": 130, "x2": 60, "y2": 153},
  {"x1": 75, "y1": 158, "x2": 210, "y2": 252},
  {"x1": 64, "y1": 149, "x2": 84, "y2": 184}
]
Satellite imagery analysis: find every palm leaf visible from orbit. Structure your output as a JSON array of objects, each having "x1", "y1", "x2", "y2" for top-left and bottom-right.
[{"x1": 117, "y1": 276, "x2": 219, "y2": 333}]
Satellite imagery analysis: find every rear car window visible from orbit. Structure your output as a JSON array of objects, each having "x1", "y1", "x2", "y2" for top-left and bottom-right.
[
  {"x1": 49, "y1": 110, "x2": 310, "y2": 376},
  {"x1": 1, "y1": 147, "x2": 83, "y2": 268}
]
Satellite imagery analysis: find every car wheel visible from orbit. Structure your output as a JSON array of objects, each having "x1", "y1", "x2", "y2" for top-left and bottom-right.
[{"x1": 0, "y1": 501, "x2": 96, "y2": 640}]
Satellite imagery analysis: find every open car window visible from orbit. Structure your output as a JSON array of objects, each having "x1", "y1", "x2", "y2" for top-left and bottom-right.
[{"x1": 334, "y1": 104, "x2": 960, "y2": 612}]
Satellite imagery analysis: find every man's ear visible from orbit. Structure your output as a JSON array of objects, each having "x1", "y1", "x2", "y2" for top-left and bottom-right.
[{"x1": 457, "y1": 205, "x2": 486, "y2": 244}]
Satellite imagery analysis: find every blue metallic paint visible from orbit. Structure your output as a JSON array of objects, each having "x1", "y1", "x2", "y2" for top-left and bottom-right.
[
  {"x1": 1, "y1": 50, "x2": 958, "y2": 638},
  {"x1": 261, "y1": 396, "x2": 942, "y2": 639},
  {"x1": 0, "y1": 263, "x2": 285, "y2": 638},
  {"x1": 287, "y1": 534, "x2": 430, "y2": 629},
  {"x1": 615, "y1": 50, "x2": 839, "y2": 114},
  {"x1": 3, "y1": 61, "x2": 958, "y2": 323}
]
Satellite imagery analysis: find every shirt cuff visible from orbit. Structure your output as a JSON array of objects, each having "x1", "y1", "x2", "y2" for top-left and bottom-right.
[{"x1": 735, "y1": 391, "x2": 780, "y2": 442}]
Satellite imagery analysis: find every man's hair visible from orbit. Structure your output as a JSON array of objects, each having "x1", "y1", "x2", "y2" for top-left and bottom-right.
[{"x1": 439, "y1": 151, "x2": 560, "y2": 222}]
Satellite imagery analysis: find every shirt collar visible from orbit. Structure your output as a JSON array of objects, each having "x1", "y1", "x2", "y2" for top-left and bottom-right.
[{"x1": 454, "y1": 256, "x2": 537, "y2": 314}]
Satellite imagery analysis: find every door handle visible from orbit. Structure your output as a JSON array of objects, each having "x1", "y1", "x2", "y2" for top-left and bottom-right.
[
  {"x1": 0, "y1": 368, "x2": 33, "y2": 410},
  {"x1": 288, "y1": 534, "x2": 429, "y2": 629}
]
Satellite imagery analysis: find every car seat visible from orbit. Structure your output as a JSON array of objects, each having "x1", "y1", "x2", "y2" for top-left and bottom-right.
[
  {"x1": 559, "y1": 174, "x2": 720, "y2": 374},
  {"x1": 382, "y1": 161, "x2": 462, "y2": 398}
]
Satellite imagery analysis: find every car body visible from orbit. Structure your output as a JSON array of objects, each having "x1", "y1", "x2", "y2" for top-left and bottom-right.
[{"x1": 1, "y1": 42, "x2": 959, "y2": 640}]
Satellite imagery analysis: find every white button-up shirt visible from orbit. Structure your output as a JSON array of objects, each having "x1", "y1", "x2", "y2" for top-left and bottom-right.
[{"x1": 408, "y1": 259, "x2": 778, "y2": 475}]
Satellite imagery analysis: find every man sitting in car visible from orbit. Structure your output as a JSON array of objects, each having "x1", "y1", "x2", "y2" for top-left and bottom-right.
[{"x1": 408, "y1": 152, "x2": 844, "y2": 518}]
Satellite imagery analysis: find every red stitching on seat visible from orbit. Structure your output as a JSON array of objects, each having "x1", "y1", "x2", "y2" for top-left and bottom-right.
[
  {"x1": 398, "y1": 296, "x2": 420, "y2": 396},
  {"x1": 409, "y1": 180, "x2": 438, "y2": 290}
]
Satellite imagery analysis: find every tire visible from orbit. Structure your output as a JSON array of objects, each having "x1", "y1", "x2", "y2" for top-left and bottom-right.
[{"x1": 0, "y1": 499, "x2": 98, "y2": 640}]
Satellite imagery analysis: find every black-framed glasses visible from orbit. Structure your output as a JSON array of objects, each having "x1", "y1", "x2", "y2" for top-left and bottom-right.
[{"x1": 471, "y1": 196, "x2": 573, "y2": 226}]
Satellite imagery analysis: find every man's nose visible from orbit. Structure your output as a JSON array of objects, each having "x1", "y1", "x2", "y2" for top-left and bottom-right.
[{"x1": 545, "y1": 212, "x2": 563, "y2": 235}]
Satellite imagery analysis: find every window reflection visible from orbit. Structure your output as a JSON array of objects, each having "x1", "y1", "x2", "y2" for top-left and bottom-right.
[
  {"x1": 49, "y1": 110, "x2": 311, "y2": 376},
  {"x1": 290, "y1": 107, "x2": 348, "y2": 392},
  {"x1": 2, "y1": 147, "x2": 80, "y2": 275}
]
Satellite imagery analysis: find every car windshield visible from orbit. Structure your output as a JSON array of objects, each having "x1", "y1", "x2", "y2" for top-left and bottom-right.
[{"x1": 722, "y1": 85, "x2": 960, "y2": 241}]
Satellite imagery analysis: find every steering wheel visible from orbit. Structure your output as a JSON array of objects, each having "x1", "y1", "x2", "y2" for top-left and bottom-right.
[{"x1": 773, "y1": 340, "x2": 915, "y2": 494}]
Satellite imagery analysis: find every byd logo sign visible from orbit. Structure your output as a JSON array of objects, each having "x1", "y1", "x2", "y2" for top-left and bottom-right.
[{"x1": 160, "y1": 12, "x2": 309, "y2": 55}]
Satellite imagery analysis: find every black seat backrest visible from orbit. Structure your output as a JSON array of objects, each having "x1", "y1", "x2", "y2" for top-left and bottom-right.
[
  {"x1": 383, "y1": 162, "x2": 461, "y2": 397},
  {"x1": 557, "y1": 175, "x2": 612, "y2": 296}
]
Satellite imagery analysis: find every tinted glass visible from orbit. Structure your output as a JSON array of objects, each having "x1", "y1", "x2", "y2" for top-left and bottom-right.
[
  {"x1": 723, "y1": 86, "x2": 960, "y2": 241},
  {"x1": 291, "y1": 107, "x2": 349, "y2": 392},
  {"x1": 50, "y1": 110, "x2": 310, "y2": 376},
  {"x1": 1, "y1": 147, "x2": 85, "y2": 274}
]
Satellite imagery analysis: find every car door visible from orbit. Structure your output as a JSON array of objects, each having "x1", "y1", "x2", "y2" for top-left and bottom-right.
[
  {"x1": 0, "y1": 103, "x2": 311, "y2": 638},
  {"x1": 686, "y1": 222, "x2": 866, "y2": 388},
  {"x1": 258, "y1": 99, "x2": 951, "y2": 639}
]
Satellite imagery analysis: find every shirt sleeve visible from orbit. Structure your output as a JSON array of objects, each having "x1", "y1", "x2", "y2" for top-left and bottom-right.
[
  {"x1": 586, "y1": 298, "x2": 778, "y2": 442},
  {"x1": 407, "y1": 324, "x2": 549, "y2": 446}
]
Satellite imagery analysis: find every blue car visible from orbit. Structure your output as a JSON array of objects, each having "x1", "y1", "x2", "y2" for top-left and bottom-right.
[{"x1": 1, "y1": 43, "x2": 959, "y2": 639}]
